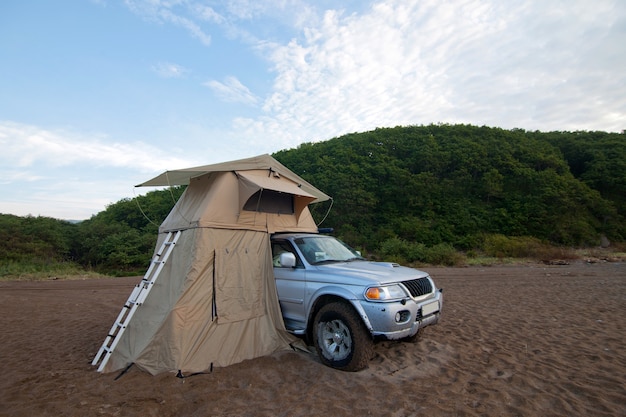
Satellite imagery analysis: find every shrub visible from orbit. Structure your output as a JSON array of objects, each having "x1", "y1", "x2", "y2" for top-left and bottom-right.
[
  {"x1": 378, "y1": 238, "x2": 464, "y2": 266},
  {"x1": 482, "y1": 234, "x2": 546, "y2": 258},
  {"x1": 0, "y1": 259, "x2": 85, "y2": 281},
  {"x1": 423, "y1": 243, "x2": 465, "y2": 266},
  {"x1": 379, "y1": 237, "x2": 410, "y2": 264}
]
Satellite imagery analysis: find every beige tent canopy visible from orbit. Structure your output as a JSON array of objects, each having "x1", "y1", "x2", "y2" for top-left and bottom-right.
[
  {"x1": 94, "y1": 154, "x2": 331, "y2": 375},
  {"x1": 137, "y1": 153, "x2": 330, "y2": 202}
]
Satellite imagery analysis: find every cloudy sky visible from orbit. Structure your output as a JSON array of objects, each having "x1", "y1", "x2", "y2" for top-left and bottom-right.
[{"x1": 1, "y1": 0, "x2": 624, "y2": 220}]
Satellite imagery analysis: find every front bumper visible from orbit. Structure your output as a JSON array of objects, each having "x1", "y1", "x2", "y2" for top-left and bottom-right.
[{"x1": 360, "y1": 288, "x2": 443, "y2": 340}]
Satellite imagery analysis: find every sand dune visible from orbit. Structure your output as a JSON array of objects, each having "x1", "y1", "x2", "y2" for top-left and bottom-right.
[{"x1": 1, "y1": 261, "x2": 624, "y2": 416}]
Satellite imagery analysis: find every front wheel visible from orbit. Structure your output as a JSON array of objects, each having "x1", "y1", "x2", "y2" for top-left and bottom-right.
[{"x1": 313, "y1": 302, "x2": 373, "y2": 371}]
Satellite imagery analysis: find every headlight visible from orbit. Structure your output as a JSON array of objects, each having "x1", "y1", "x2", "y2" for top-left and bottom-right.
[{"x1": 364, "y1": 284, "x2": 407, "y2": 301}]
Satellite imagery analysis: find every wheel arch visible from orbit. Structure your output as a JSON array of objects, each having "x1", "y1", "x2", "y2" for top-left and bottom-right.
[{"x1": 305, "y1": 289, "x2": 373, "y2": 343}]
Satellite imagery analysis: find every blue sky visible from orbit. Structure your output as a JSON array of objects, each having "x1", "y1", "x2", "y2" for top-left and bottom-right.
[{"x1": 1, "y1": 0, "x2": 624, "y2": 220}]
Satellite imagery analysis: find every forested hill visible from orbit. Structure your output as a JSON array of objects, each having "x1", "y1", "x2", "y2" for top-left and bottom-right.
[
  {"x1": 1, "y1": 124, "x2": 624, "y2": 276},
  {"x1": 274, "y1": 124, "x2": 625, "y2": 250}
]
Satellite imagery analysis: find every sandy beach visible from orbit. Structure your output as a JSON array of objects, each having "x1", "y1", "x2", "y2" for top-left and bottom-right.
[{"x1": 1, "y1": 261, "x2": 624, "y2": 416}]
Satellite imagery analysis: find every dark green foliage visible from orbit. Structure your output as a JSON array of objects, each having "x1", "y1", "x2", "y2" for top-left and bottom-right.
[
  {"x1": 541, "y1": 130, "x2": 626, "y2": 218},
  {"x1": 1, "y1": 187, "x2": 186, "y2": 277},
  {"x1": 72, "y1": 186, "x2": 185, "y2": 275},
  {"x1": 275, "y1": 124, "x2": 625, "y2": 251},
  {"x1": 481, "y1": 234, "x2": 546, "y2": 258},
  {"x1": 0, "y1": 214, "x2": 82, "y2": 277},
  {"x1": 2, "y1": 125, "x2": 624, "y2": 275},
  {"x1": 378, "y1": 237, "x2": 464, "y2": 266},
  {"x1": 0, "y1": 214, "x2": 76, "y2": 263}
]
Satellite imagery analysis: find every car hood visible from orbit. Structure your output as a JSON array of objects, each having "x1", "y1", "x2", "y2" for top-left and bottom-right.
[{"x1": 311, "y1": 261, "x2": 430, "y2": 286}]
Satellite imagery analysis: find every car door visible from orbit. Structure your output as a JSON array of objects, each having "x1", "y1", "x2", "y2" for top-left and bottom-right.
[{"x1": 271, "y1": 239, "x2": 307, "y2": 333}]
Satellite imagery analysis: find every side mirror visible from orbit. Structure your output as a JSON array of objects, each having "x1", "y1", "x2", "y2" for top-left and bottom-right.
[{"x1": 279, "y1": 252, "x2": 297, "y2": 268}]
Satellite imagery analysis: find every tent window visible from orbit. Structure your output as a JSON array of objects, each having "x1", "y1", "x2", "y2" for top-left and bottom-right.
[{"x1": 243, "y1": 189, "x2": 294, "y2": 214}]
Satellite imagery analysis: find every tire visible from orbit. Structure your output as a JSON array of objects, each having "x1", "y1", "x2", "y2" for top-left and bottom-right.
[{"x1": 312, "y1": 302, "x2": 373, "y2": 371}]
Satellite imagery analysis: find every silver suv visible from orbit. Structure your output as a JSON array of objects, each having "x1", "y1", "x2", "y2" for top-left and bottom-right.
[{"x1": 271, "y1": 233, "x2": 443, "y2": 371}]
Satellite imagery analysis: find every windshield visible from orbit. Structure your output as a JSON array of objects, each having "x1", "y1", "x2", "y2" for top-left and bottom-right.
[{"x1": 294, "y1": 236, "x2": 363, "y2": 264}]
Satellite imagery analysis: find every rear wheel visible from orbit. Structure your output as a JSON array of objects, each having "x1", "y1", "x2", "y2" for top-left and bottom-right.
[{"x1": 313, "y1": 302, "x2": 373, "y2": 371}]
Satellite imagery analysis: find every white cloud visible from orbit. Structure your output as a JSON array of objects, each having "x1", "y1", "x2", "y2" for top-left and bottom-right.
[
  {"x1": 119, "y1": 0, "x2": 625, "y2": 150},
  {"x1": 159, "y1": 8, "x2": 212, "y2": 45},
  {"x1": 124, "y1": 0, "x2": 212, "y2": 45},
  {"x1": 0, "y1": 121, "x2": 202, "y2": 219},
  {"x1": 188, "y1": 3, "x2": 225, "y2": 24},
  {"x1": 0, "y1": 170, "x2": 44, "y2": 185},
  {"x1": 237, "y1": 0, "x2": 625, "y2": 151},
  {"x1": 0, "y1": 121, "x2": 196, "y2": 172},
  {"x1": 223, "y1": 0, "x2": 267, "y2": 20},
  {"x1": 152, "y1": 61, "x2": 188, "y2": 78},
  {"x1": 4, "y1": 0, "x2": 625, "y2": 220},
  {"x1": 204, "y1": 76, "x2": 259, "y2": 105}
]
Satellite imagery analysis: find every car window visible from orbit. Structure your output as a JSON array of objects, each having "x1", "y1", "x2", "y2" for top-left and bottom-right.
[
  {"x1": 271, "y1": 240, "x2": 303, "y2": 268},
  {"x1": 294, "y1": 236, "x2": 362, "y2": 264}
]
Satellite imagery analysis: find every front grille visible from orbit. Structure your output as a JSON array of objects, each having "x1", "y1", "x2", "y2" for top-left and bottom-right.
[{"x1": 402, "y1": 277, "x2": 433, "y2": 298}]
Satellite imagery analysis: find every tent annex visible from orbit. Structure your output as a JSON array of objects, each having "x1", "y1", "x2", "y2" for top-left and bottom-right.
[{"x1": 93, "y1": 154, "x2": 331, "y2": 375}]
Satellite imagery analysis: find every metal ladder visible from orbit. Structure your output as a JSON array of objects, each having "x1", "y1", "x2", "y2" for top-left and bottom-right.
[{"x1": 91, "y1": 230, "x2": 181, "y2": 372}]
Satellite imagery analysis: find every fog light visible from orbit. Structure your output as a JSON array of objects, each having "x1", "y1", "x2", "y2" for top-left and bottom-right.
[{"x1": 395, "y1": 310, "x2": 410, "y2": 323}]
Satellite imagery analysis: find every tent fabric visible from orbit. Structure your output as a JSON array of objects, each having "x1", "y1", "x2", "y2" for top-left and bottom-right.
[
  {"x1": 158, "y1": 170, "x2": 320, "y2": 234},
  {"x1": 136, "y1": 153, "x2": 331, "y2": 203},
  {"x1": 101, "y1": 155, "x2": 327, "y2": 375},
  {"x1": 235, "y1": 170, "x2": 316, "y2": 200}
]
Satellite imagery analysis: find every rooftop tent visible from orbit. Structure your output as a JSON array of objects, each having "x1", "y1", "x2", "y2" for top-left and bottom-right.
[
  {"x1": 136, "y1": 153, "x2": 329, "y2": 202},
  {"x1": 95, "y1": 154, "x2": 331, "y2": 375},
  {"x1": 140, "y1": 154, "x2": 329, "y2": 233}
]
